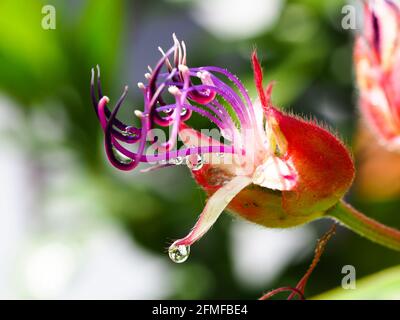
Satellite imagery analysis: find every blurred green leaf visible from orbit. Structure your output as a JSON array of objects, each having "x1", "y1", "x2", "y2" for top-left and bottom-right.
[
  {"x1": 0, "y1": 0, "x2": 65, "y2": 102},
  {"x1": 76, "y1": 0, "x2": 124, "y2": 77},
  {"x1": 313, "y1": 266, "x2": 400, "y2": 300}
]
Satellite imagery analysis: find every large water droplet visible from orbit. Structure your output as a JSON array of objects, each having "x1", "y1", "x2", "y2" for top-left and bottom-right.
[
  {"x1": 112, "y1": 147, "x2": 133, "y2": 165},
  {"x1": 186, "y1": 154, "x2": 204, "y2": 171},
  {"x1": 168, "y1": 242, "x2": 190, "y2": 263}
]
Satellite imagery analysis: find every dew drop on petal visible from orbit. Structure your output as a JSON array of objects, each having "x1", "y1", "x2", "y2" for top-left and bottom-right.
[
  {"x1": 122, "y1": 126, "x2": 139, "y2": 138},
  {"x1": 171, "y1": 156, "x2": 184, "y2": 165},
  {"x1": 168, "y1": 242, "x2": 190, "y2": 263},
  {"x1": 186, "y1": 154, "x2": 204, "y2": 171}
]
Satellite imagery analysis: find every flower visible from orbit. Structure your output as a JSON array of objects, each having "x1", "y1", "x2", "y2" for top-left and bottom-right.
[
  {"x1": 355, "y1": 0, "x2": 400, "y2": 151},
  {"x1": 91, "y1": 35, "x2": 354, "y2": 262}
]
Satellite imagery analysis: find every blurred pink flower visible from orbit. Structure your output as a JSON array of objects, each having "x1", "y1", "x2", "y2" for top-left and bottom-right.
[{"x1": 355, "y1": 0, "x2": 400, "y2": 151}]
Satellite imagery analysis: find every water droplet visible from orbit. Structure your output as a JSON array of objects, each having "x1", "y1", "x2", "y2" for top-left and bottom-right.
[
  {"x1": 170, "y1": 156, "x2": 183, "y2": 165},
  {"x1": 122, "y1": 126, "x2": 139, "y2": 138},
  {"x1": 164, "y1": 108, "x2": 172, "y2": 114},
  {"x1": 181, "y1": 108, "x2": 187, "y2": 116},
  {"x1": 112, "y1": 147, "x2": 133, "y2": 165},
  {"x1": 186, "y1": 154, "x2": 204, "y2": 171},
  {"x1": 168, "y1": 242, "x2": 190, "y2": 263}
]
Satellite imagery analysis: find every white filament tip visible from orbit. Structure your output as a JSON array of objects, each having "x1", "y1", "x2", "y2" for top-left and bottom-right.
[
  {"x1": 99, "y1": 96, "x2": 110, "y2": 103},
  {"x1": 158, "y1": 46, "x2": 166, "y2": 55},
  {"x1": 178, "y1": 64, "x2": 189, "y2": 73},
  {"x1": 168, "y1": 85, "x2": 180, "y2": 95},
  {"x1": 134, "y1": 110, "x2": 144, "y2": 118}
]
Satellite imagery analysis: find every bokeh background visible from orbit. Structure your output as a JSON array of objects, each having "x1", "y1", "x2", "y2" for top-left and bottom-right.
[{"x1": 0, "y1": 0, "x2": 399, "y2": 299}]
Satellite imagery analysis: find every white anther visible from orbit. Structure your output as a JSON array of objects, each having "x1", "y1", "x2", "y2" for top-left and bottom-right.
[
  {"x1": 168, "y1": 85, "x2": 180, "y2": 96},
  {"x1": 99, "y1": 96, "x2": 110, "y2": 104},
  {"x1": 137, "y1": 82, "x2": 145, "y2": 89},
  {"x1": 172, "y1": 33, "x2": 179, "y2": 45},
  {"x1": 145, "y1": 73, "x2": 151, "y2": 79},
  {"x1": 178, "y1": 64, "x2": 189, "y2": 73},
  {"x1": 134, "y1": 110, "x2": 144, "y2": 118}
]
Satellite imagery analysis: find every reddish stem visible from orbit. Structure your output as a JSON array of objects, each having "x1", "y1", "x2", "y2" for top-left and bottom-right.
[{"x1": 259, "y1": 287, "x2": 305, "y2": 300}]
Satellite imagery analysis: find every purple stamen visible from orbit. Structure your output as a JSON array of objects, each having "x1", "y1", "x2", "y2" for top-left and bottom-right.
[
  {"x1": 91, "y1": 67, "x2": 141, "y2": 143},
  {"x1": 91, "y1": 37, "x2": 263, "y2": 171}
]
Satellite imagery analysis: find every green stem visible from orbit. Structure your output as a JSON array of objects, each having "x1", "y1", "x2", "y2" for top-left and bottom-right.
[{"x1": 326, "y1": 200, "x2": 400, "y2": 251}]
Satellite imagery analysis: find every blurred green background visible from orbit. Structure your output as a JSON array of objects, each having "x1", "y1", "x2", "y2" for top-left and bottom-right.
[{"x1": 0, "y1": 0, "x2": 399, "y2": 299}]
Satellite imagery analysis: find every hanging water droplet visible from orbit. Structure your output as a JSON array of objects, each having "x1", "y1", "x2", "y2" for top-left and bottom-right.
[
  {"x1": 164, "y1": 108, "x2": 172, "y2": 114},
  {"x1": 170, "y1": 156, "x2": 183, "y2": 165},
  {"x1": 186, "y1": 154, "x2": 204, "y2": 171},
  {"x1": 181, "y1": 108, "x2": 187, "y2": 116},
  {"x1": 112, "y1": 147, "x2": 133, "y2": 165},
  {"x1": 168, "y1": 242, "x2": 190, "y2": 263}
]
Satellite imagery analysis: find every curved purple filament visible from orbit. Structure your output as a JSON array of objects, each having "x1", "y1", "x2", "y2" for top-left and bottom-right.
[{"x1": 91, "y1": 41, "x2": 260, "y2": 171}]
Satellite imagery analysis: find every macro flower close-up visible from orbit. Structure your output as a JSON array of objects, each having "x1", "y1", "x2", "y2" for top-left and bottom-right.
[
  {"x1": 92, "y1": 33, "x2": 400, "y2": 265},
  {"x1": 91, "y1": 36, "x2": 358, "y2": 262}
]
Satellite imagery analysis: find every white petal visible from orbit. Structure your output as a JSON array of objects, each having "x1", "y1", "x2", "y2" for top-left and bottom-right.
[
  {"x1": 173, "y1": 175, "x2": 252, "y2": 246},
  {"x1": 252, "y1": 156, "x2": 297, "y2": 191}
]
